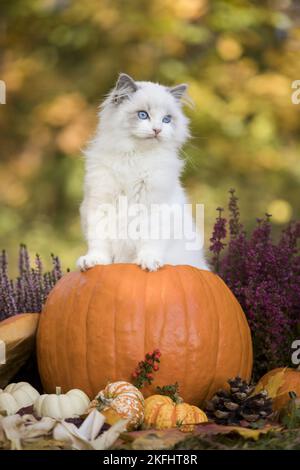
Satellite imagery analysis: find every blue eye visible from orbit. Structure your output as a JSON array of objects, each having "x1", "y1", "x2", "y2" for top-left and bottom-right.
[
  {"x1": 138, "y1": 110, "x2": 149, "y2": 120},
  {"x1": 162, "y1": 115, "x2": 172, "y2": 123}
]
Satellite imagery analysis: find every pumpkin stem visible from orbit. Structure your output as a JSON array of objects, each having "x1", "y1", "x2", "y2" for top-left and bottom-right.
[
  {"x1": 156, "y1": 382, "x2": 182, "y2": 404},
  {"x1": 96, "y1": 393, "x2": 114, "y2": 410},
  {"x1": 56, "y1": 386, "x2": 61, "y2": 395}
]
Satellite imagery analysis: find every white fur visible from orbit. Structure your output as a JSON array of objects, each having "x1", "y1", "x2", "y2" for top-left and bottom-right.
[{"x1": 77, "y1": 75, "x2": 209, "y2": 272}]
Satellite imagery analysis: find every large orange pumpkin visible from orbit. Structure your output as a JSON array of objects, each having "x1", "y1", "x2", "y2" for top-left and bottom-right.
[{"x1": 37, "y1": 265, "x2": 252, "y2": 405}]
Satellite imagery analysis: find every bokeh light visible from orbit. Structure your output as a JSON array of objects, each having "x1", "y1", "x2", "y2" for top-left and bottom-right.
[{"x1": 1, "y1": 0, "x2": 300, "y2": 274}]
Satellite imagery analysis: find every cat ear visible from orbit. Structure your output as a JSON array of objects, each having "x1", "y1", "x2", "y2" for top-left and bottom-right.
[
  {"x1": 116, "y1": 73, "x2": 137, "y2": 92},
  {"x1": 169, "y1": 84, "x2": 188, "y2": 101},
  {"x1": 113, "y1": 73, "x2": 137, "y2": 104}
]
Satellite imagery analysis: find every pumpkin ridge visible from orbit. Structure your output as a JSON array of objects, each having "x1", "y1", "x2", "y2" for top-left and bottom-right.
[
  {"x1": 212, "y1": 273, "x2": 252, "y2": 380},
  {"x1": 181, "y1": 268, "x2": 208, "y2": 402},
  {"x1": 147, "y1": 400, "x2": 167, "y2": 426},
  {"x1": 66, "y1": 272, "x2": 82, "y2": 392},
  {"x1": 245, "y1": 310, "x2": 253, "y2": 379},
  {"x1": 54, "y1": 274, "x2": 74, "y2": 392},
  {"x1": 166, "y1": 266, "x2": 186, "y2": 387},
  {"x1": 158, "y1": 269, "x2": 168, "y2": 387},
  {"x1": 137, "y1": 266, "x2": 148, "y2": 381},
  {"x1": 192, "y1": 405, "x2": 206, "y2": 423},
  {"x1": 193, "y1": 406, "x2": 198, "y2": 423},
  {"x1": 157, "y1": 268, "x2": 166, "y2": 351},
  {"x1": 143, "y1": 267, "x2": 148, "y2": 363},
  {"x1": 60, "y1": 277, "x2": 71, "y2": 391},
  {"x1": 161, "y1": 267, "x2": 168, "y2": 344},
  {"x1": 65, "y1": 274, "x2": 83, "y2": 390},
  {"x1": 40, "y1": 274, "x2": 70, "y2": 391},
  {"x1": 145, "y1": 395, "x2": 173, "y2": 426},
  {"x1": 113, "y1": 265, "x2": 123, "y2": 382},
  {"x1": 228, "y1": 284, "x2": 244, "y2": 377},
  {"x1": 201, "y1": 273, "x2": 220, "y2": 402},
  {"x1": 176, "y1": 268, "x2": 189, "y2": 399},
  {"x1": 98, "y1": 266, "x2": 116, "y2": 385},
  {"x1": 172, "y1": 403, "x2": 177, "y2": 427},
  {"x1": 37, "y1": 273, "x2": 74, "y2": 389},
  {"x1": 114, "y1": 267, "x2": 125, "y2": 383},
  {"x1": 227, "y1": 280, "x2": 252, "y2": 380},
  {"x1": 234, "y1": 291, "x2": 246, "y2": 377},
  {"x1": 117, "y1": 264, "x2": 144, "y2": 382},
  {"x1": 85, "y1": 269, "x2": 103, "y2": 395}
]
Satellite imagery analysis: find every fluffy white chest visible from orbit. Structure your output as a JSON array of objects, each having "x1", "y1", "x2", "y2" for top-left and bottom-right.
[
  {"x1": 117, "y1": 170, "x2": 150, "y2": 203},
  {"x1": 105, "y1": 154, "x2": 178, "y2": 204}
]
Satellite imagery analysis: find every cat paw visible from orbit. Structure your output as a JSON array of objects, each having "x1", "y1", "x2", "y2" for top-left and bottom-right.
[
  {"x1": 136, "y1": 250, "x2": 164, "y2": 272},
  {"x1": 76, "y1": 253, "x2": 111, "y2": 271}
]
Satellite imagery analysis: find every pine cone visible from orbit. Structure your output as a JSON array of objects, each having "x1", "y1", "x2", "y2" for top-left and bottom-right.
[{"x1": 205, "y1": 376, "x2": 273, "y2": 426}]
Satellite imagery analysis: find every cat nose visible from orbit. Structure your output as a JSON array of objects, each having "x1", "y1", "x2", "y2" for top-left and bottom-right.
[{"x1": 153, "y1": 128, "x2": 162, "y2": 136}]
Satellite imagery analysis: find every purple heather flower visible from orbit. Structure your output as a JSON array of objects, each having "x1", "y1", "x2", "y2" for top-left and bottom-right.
[
  {"x1": 209, "y1": 207, "x2": 227, "y2": 273},
  {"x1": 0, "y1": 246, "x2": 64, "y2": 320},
  {"x1": 211, "y1": 191, "x2": 300, "y2": 380},
  {"x1": 228, "y1": 188, "x2": 243, "y2": 237}
]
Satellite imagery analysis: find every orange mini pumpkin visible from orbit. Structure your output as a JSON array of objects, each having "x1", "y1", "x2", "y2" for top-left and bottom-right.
[
  {"x1": 256, "y1": 368, "x2": 300, "y2": 410},
  {"x1": 89, "y1": 381, "x2": 144, "y2": 430},
  {"x1": 37, "y1": 265, "x2": 252, "y2": 405},
  {"x1": 144, "y1": 394, "x2": 208, "y2": 431}
]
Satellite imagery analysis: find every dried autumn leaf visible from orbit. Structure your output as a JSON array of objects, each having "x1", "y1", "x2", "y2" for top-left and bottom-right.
[
  {"x1": 22, "y1": 438, "x2": 71, "y2": 450},
  {"x1": 193, "y1": 423, "x2": 282, "y2": 441},
  {"x1": 226, "y1": 425, "x2": 281, "y2": 441},
  {"x1": 254, "y1": 368, "x2": 287, "y2": 398},
  {"x1": 116, "y1": 428, "x2": 191, "y2": 450},
  {"x1": 117, "y1": 422, "x2": 283, "y2": 449}
]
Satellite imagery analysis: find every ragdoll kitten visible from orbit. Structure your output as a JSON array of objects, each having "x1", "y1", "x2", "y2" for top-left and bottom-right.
[{"x1": 77, "y1": 73, "x2": 209, "y2": 272}]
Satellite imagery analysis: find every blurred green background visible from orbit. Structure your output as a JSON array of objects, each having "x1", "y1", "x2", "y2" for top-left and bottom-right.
[{"x1": 1, "y1": 0, "x2": 300, "y2": 273}]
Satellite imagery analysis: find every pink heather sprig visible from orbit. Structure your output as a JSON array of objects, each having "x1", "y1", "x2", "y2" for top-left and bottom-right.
[
  {"x1": 132, "y1": 349, "x2": 161, "y2": 389},
  {"x1": 210, "y1": 190, "x2": 300, "y2": 380},
  {"x1": 0, "y1": 245, "x2": 65, "y2": 321}
]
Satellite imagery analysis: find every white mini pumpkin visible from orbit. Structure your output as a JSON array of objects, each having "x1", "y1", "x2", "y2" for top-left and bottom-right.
[
  {"x1": 0, "y1": 382, "x2": 40, "y2": 415},
  {"x1": 34, "y1": 387, "x2": 90, "y2": 419}
]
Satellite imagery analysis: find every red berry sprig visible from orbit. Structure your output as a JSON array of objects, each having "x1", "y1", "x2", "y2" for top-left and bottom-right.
[{"x1": 132, "y1": 349, "x2": 161, "y2": 389}]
